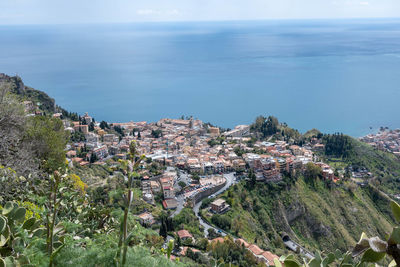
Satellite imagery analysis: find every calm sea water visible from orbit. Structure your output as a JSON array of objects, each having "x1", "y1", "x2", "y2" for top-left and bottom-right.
[{"x1": 1, "y1": 19, "x2": 400, "y2": 136}]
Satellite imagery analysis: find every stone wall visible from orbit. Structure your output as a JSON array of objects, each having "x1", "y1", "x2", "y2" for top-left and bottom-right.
[{"x1": 192, "y1": 181, "x2": 226, "y2": 205}]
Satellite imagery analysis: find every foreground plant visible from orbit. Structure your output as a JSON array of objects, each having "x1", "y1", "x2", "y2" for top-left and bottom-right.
[
  {"x1": 115, "y1": 141, "x2": 145, "y2": 266},
  {"x1": 0, "y1": 202, "x2": 44, "y2": 266}
]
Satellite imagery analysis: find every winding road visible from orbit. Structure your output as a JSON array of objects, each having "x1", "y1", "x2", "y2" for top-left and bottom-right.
[{"x1": 193, "y1": 172, "x2": 236, "y2": 237}]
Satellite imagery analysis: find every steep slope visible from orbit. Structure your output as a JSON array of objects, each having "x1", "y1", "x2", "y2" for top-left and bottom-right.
[
  {"x1": 208, "y1": 177, "x2": 394, "y2": 255},
  {"x1": 0, "y1": 73, "x2": 56, "y2": 114}
]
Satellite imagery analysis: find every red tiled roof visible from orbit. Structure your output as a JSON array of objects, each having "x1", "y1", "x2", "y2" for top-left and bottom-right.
[
  {"x1": 261, "y1": 251, "x2": 280, "y2": 266},
  {"x1": 177, "y1": 230, "x2": 193, "y2": 239},
  {"x1": 181, "y1": 247, "x2": 200, "y2": 256},
  {"x1": 248, "y1": 244, "x2": 264, "y2": 255}
]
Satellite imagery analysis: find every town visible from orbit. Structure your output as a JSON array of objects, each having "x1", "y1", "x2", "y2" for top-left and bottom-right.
[
  {"x1": 21, "y1": 108, "x2": 346, "y2": 265},
  {"x1": 360, "y1": 128, "x2": 400, "y2": 157}
]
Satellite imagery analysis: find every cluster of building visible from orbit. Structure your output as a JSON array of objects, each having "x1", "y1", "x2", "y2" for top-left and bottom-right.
[
  {"x1": 243, "y1": 143, "x2": 314, "y2": 182},
  {"x1": 62, "y1": 114, "x2": 340, "y2": 210},
  {"x1": 361, "y1": 129, "x2": 400, "y2": 157}
]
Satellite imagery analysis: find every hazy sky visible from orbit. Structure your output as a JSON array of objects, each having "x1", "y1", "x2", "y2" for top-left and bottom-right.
[{"x1": 0, "y1": 0, "x2": 399, "y2": 24}]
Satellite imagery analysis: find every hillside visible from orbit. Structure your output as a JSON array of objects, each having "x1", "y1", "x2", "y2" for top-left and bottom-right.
[
  {"x1": 206, "y1": 177, "x2": 393, "y2": 255},
  {"x1": 201, "y1": 133, "x2": 400, "y2": 258},
  {"x1": 321, "y1": 137, "x2": 400, "y2": 194},
  {"x1": 0, "y1": 73, "x2": 56, "y2": 114}
]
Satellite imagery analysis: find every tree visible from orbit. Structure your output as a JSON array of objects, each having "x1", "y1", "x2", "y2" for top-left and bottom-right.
[
  {"x1": 323, "y1": 133, "x2": 353, "y2": 158},
  {"x1": 211, "y1": 214, "x2": 231, "y2": 230},
  {"x1": 159, "y1": 220, "x2": 167, "y2": 239},
  {"x1": 250, "y1": 115, "x2": 279, "y2": 138},
  {"x1": 151, "y1": 129, "x2": 162, "y2": 138},
  {"x1": 100, "y1": 120, "x2": 109, "y2": 130},
  {"x1": 113, "y1": 125, "x2": 125, "y2": 137},
  {"x1": 89, "y1": 121, "x2": 95, "y2": 131},
  {"x1": 247, "y1": 169, "x2": 257, "y2": 189},
  {"x1": 304, "y1": 162, "x2": 322, "y2": 185},
  {"x1": 25, "y1": 116, "x2": 68, "y2": 173},
  {"x1": 90, "y1": 153, "x2": 98, "y2": 163},
  {"x1": 0, "y1": 82, "x2": 37, "y2": 175},
  {"x1": 192, "y1": 174, "x2": 200, "y2": 183}
]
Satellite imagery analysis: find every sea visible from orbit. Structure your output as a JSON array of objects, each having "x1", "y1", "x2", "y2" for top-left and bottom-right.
[{"x1": 1, "y1": 18, "x2": 400, "y2": 137}]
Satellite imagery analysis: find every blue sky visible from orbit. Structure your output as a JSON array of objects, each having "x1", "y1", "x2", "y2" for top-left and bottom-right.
[{"x1": 0, "y1": 0, "x2": 399, "y2": 24}]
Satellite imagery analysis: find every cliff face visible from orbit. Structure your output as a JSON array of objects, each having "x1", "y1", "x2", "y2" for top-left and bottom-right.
[
  {"x1": 0, "y1": 73, "x2": 25, "y2": 94},
  {"x1": 0, "y1": 73, "x2": 56, "y2": 113},
  {"x1": 218, "y1": 178, "x2": 394, "y2": 255}
]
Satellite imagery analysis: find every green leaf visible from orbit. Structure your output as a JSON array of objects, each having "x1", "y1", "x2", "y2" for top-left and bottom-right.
[
  {"x1": 285, "y1": 255, "x2": 295, "y2": 260},
  {"x1": 390, "y1": 201, "x2": 400, "y2": 222},
  {"x1": 12, "y1": 237, "x2": 25, "y2": 248},
  {"x1": 50, "y1": 242, "x2": 66, "y2": 262},
  {"x1": 2, "y1": 226, "x2": 9, "y2": 240},
  {"x1": 389, "y1": 227, "x2": 400, "y2": 245},
  {"x1": 31, "y1": 228, "x2": 46, "y2": 238},
  {"x1": 388, "y1": 260, "x2": 397, "y2": 267},
  {"x1": 341, "y1": 252, "x2": 353, "y2": 265},
  {"x1": 368, "y1": 237, "x2": 387, "y2": 253},
  {"x1": 315, "y1": 251, "x2": 322, "y2": 263},
  {"x1": 16, "y1": 255, "x2": 30, "y2": 265},
  {"x1": 308, "y1": 258, "x2": 321, "y2": 267},
  {"x1": 335, "y1": 249, "x2": 343, "y2": 260},
  {"x1": 53, "y1": 241, "x2": 63, "y2": 249},
  {"x1": 361, "y1": 248, "x2": 386, "y2": 263},
  {"x1": 353, "y1": 233, "x2": 370, "y2": 257},
  {"x1": 4, "y1": 257, "x2": 14, "y2": 267},
  {"x1": 0, "y1": 235, "x2": 8, "y2": 247},
  {"x1": 274, "y1": 259, "x2": 283, "y2": 267},
  {"x1": 284, "y1": 259, "x2": 301, "y2": 267},
  {"x1": 11, "y1": 208, "x2": 26, "y2": 222},
  {"x1": 2, "y1": 202, "x2": 14, "y2": 216},
  {"x1": 0, "y1": 258, "x2": 5, "y2": 267},
  {"x1": 22, "y1": 218, "x2": 36, "y2": 230},
  {"x1": 0, "y1": 217, "x2": 5, "y2": 234},
  {"x1": 322, "y1": 253, "x2": 336, "y2": 267},
  {"x1": 279, "y1": 255, "x2": 287, "y2": 262}
]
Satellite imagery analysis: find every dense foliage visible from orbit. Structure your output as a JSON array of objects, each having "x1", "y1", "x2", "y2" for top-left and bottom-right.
[{"x1": 323, "y1": 133, "x2": 354, "y2": 158}]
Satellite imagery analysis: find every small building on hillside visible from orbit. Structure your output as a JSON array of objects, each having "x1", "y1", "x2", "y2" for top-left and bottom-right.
[
  {"x1": 210, "y1": 199, "x2": 230, "y2": 214},
  {"x1": 162, "y1": 199, "x2": 178, "y2": 210},
  {"x1": 209, "y1": 127, "x2": 220, "y2": 137},
  {"x1": 248, "y1": 244, "x2": 264, "y2": 256},
  {"x1": 259, "y1": 251, "x2": 280, "y2": 266},
  {"x1": 177, "y1": 230, "x2": 193, "y2": 241},
  {"x1": 138, "y1": 212, "x2": 155, "y2": 226}
]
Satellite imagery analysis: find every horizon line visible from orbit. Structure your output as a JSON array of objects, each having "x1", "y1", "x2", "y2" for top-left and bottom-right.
[{"x1": 1, "y1": 16, "x2": 400, "y2": 26}]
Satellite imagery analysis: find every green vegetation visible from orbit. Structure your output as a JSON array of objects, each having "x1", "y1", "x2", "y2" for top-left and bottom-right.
[
  {"x1": 277, "y1": 199, "x2": 400, "y2": 267},
  {"x1": 172, "y1": 208, "x2": 203, "y2": 238},
  {"x1": 250, "y1": 115, "x2": 302, "y2": 142},
  {"x1": 319, "y1": 136, "x2": 400, "y2": 194},
  {"x1": 207, "y1": 237, "x2": 262, "y2": 267},
  {"x1": 323, "y1": 133, "x2": 354, "y2": 158},
  {"x1": 203, "y1": 176, "x2": 394, "y2": 255}
]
